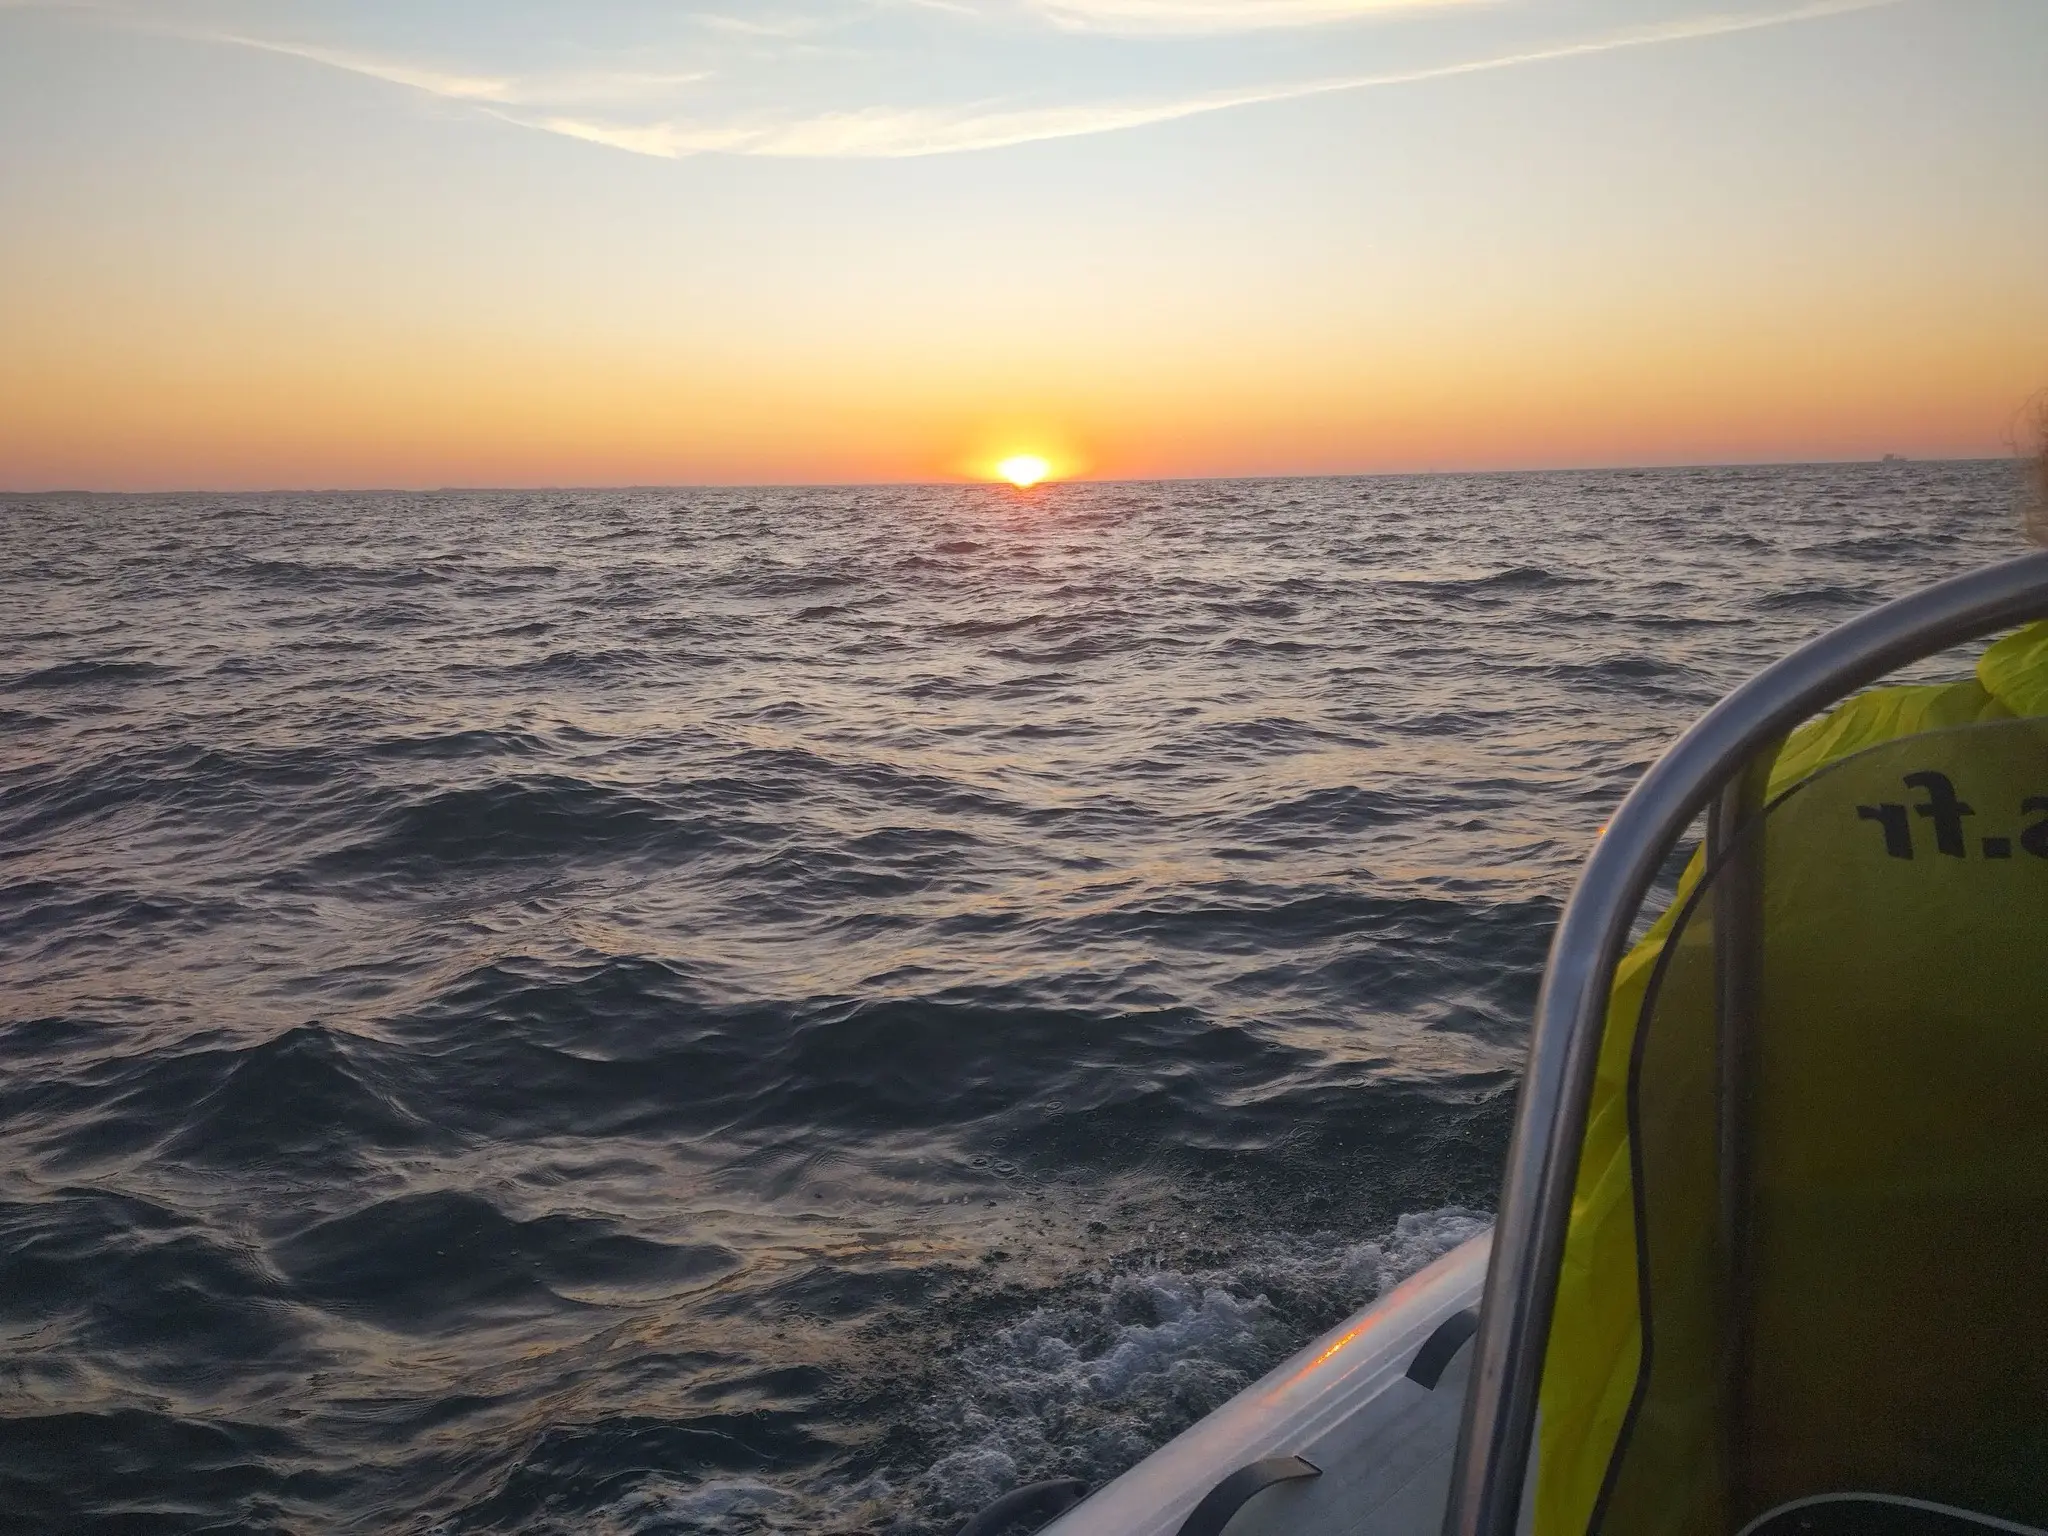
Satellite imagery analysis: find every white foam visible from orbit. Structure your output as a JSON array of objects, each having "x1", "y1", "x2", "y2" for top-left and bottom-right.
[
  {"x1": 592, "y1": 1475, "x2": 800, "y2": 1534},
  {"x1": 907, "y1": 1206, "x2": 1490, "y2": 1526},
  {"x1": 585, "y1": 1207, "x2": 1489, "y2": 1533}
]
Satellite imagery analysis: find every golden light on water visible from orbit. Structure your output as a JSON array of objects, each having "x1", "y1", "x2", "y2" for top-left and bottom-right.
[{"x1": 996, "y1": 455, "x2": 1051, "y2": 488}]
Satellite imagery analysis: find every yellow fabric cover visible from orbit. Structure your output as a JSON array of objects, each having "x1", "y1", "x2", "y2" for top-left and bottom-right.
[{"x1": 1533, "y1": 619, "x2": 2048, "y2": 1536}]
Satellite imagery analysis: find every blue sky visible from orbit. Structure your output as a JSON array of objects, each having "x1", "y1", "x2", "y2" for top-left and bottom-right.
[{"x1": 8, "y1": 0, "x2": 1920, "y2": 158}]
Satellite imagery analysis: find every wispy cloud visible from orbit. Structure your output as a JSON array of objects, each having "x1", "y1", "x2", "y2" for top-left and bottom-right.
[
  {"x1": 62, "y1": 0, "x2": 1904, "y2": 161},
  {"x1": 508, "y1": 94, "x2": 1275, "y2": 159},
  {"x1": 494, "y1": 0, "x2": 1907, "y2": 160},
  {"x1": 182, "y1": 33, "x2": 714, "y2": 108},
  {"x1": 215, "y1": 35, "x2": 519, "y2": 102}
]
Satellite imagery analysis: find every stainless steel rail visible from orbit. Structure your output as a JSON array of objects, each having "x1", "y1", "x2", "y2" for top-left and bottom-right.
[{"x1": 1441, "y1": 550, "x2": 2048, "y2": 1536}]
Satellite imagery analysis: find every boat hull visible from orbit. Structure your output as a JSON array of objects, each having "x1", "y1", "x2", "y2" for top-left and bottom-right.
[{"x1": 1041, "y1": 1231, "x2": 1492, "y2": 1536}]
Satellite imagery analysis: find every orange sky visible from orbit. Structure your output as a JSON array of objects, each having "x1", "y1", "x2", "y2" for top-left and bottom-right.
[{"x1": 1, "y1": 0, "x2": 2043, "y2": 490}]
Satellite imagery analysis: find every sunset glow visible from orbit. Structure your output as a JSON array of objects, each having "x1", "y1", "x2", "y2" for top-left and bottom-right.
[
  {"x1": 0, "y1": 3, "x2": 2041, "y2": 491},
  {"x1": 997, "y1": 455, "x2": 1052, "y2": 488}
]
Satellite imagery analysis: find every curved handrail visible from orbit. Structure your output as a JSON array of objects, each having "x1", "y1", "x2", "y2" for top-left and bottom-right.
[{"x1": 1442, "y1": 549, "x2": 2048, "y2": 1536}]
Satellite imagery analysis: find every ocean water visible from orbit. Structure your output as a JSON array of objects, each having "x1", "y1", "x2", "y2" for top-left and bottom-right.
[{"x1": 0, "y1": 462, "x2": 2023, "y2": 1534}]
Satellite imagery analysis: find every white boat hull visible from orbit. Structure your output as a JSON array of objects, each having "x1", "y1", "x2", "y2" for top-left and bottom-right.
[{"x1": 1040, "y1": 1232, "x2": 1492, "y2": 1536}]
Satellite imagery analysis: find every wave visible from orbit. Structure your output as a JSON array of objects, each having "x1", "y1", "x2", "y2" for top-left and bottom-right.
[
  {"x1": 1084, "y1": 887, "x2": 1556, "y2": 955},
  {"x1": 274, "y1": 1191, "x2": 740, "y2": 1329},
  {"x1": 1757, "y1": 582, "x2": 1882, "y2": 610},
  {"x1": 5, "y1": 659, "x2": 173, "y2": 691},
  {"x1": 0, "y1": 1408, "x2": 307, "y2": 1532},
  {"x1": 362, "y1": 727, "x2": 552, "y2": 761},
  {"x1": 1225, "y1": 782, "x2": 1422, "y2": 833},
  {"x1": 153, "y1": 1025, "x2": 446, "y2": 1172},
  {"x1": 234, "y1": 556, "x2": 452, "y2": 592},
  {"x1": 315, "y1": 775, "x2": 711, "y2": 873},
  {"x1": 1388, "y1": 564, "x2": 1593, "y2": 597}
]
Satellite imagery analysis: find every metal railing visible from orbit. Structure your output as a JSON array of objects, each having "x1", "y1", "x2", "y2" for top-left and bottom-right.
[{"x1": 1440, "y1": 550, "x2": 2048, "y2": 1536}]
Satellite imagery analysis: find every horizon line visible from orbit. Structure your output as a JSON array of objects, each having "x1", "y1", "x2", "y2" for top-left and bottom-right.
[{"x1": 0, "y1": 452, "x2": 2012, "y2": 499}]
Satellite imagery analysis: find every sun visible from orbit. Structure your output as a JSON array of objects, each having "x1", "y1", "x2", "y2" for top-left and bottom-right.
[{"x1": 996, "y1": 454, "x2": 1051, "y2": 488}]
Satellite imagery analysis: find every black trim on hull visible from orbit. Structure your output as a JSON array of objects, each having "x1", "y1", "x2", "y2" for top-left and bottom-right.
[
  {"x1": 1406, "y1": 1307, "x2": 1481, "y2": 1390},
  {"x1": 1173, "y1": 1456, "x2": 1322, "y2": 1536},
  {"x1": 955, "y1": 1478, "x2": 1090, "y2": 1536}
]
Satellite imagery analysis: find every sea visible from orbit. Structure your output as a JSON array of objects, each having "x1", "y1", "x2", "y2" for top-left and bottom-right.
[{"x1": 0, "y1": 461, "x2": 2024, "y2": 1534}]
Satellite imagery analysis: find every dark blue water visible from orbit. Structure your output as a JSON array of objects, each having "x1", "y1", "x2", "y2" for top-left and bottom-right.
[{"x1": 0, "y1": 463, "x2": 2021, "y2": 1534}]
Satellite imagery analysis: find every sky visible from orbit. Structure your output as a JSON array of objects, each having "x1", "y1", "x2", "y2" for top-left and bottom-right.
[{"x1": 0, "y1": 0, "x2": 2042, "y2": 490}]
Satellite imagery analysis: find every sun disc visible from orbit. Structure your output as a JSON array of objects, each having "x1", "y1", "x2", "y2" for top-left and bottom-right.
[{"x1": 997, "y1": 455, "x2": 1050, "y2": 488}]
